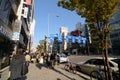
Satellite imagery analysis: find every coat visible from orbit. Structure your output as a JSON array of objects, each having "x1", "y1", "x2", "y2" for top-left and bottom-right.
[{"x1": 9, "y1": 55, "x2": 25, "y2": 79}]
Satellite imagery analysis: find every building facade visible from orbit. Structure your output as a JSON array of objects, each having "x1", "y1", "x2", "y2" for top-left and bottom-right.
[
  {"x1": 0, "y1": 0, "x2": 34, "y2": 79},
  {"x1": 109, "y1": 4, "x2": 120, "y2": 54},
  {"x1": 0, "y1": 0, "x2": 20, "y2": 79},
  {"x1": 60, "y1": 27, "x2": 68, "y2": 53}
]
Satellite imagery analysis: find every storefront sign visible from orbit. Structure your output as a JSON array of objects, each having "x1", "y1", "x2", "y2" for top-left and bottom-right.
[
  {"x1": 0, "y1": 25, "x2": 12, "y2": 39},
  {"x1": 22, "y1": 7, "x2": 28, "y2": 18},
  {"x1": 12, "y1": 32, "x2": 19, "y2": 40},
  {"x1": 14, "y1": 20, "x2": 21, "y2": 32}
]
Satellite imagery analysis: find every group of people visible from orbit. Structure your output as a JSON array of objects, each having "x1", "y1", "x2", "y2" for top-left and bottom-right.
[
  {"x1": 9, "y1": 49, "x2": 31, "y2": 80},
  {"x1": 36, "y1": 52, "x2": 59, "y2": 69}
]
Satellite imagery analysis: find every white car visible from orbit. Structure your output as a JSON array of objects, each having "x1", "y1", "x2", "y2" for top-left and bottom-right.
[
  {"x1": 57, "y1": 53, "x2": 69, "y2": 63},
  {"x1": 76, "y1": 57, "x2": 120, "y2": 75}
]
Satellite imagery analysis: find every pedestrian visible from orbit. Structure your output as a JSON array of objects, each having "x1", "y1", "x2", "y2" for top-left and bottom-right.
[
  {"x1": 46, "y1": 52, "x2": 51, "y2": 68},
  {"x1": 39, "y1": 53, "x2": 44, "y2": 64},
  {"x1": 25, "y1": 51, "x2": 31, "y2": 64},
  {"x1": 9, "y1": 49, "x2": 25, "y2": 80},
  {"x1": 36, "y1": 53, "x2": 44, "y2": 69},
  {"x1": 50, "y1": 52, "x2": 56, "y2": 68},
  {"x1": 23, "y1": 51, "x2": 31, "y2": 75}
]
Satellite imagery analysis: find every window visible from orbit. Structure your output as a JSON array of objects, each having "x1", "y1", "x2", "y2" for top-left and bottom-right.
[
  {"x1": 94, "y1": 59, "x2": 104, "y2": 66},
  {"x1": 109, "y1": 62, "x2": 114, "y2": 67},
  {"x1": 112, "y1": 59, "x2": 120, "y2": 64},
  {"x1": 85, "y1": 59, "x2": 96, "y2": 64}
]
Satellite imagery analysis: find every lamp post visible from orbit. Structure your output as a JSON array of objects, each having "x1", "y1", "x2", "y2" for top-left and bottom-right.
[
  {"x1": 46, "y1": 14, "x2": 50, "y2": 53},
  {"x1": 47, "y1": 14, "x2": 59, "y2": 53}
]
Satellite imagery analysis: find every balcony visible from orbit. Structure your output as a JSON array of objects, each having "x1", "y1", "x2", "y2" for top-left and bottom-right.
[{"x1": 10, "y1": 0, "x2": 20, "y2": 14}]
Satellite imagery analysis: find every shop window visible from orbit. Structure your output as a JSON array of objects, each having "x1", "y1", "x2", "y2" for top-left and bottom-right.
[
  {"x1": 0, "y1": 50, "x2": 10, "y2": 70},
  {"x1": 0, "y1": 41, "x2": 11, "y2": 70}
]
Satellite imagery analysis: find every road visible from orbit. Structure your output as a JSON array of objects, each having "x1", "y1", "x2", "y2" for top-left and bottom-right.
[
  {"x1": 68, "y1": 55, "x2": 96, "y2": 64},
  {"x1": 26, "y1": 63, "x2": 90, "y2": 80},
  {"x1": 68, "y1": 54, "x2": 120, "y2": 64}
]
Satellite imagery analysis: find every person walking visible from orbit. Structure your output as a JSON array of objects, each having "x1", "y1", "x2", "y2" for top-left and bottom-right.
[
  {"x1": 50, "y1": 52, "x2": 56, "y2": 68},
  {"x1": 9, "y1": 49, "x2": 25, "y2": 80},
  {"x1": 46, "y1": 52, "x2": 51, "y2": 68},
  {"x1": 22, "y1": 51, "x2": 30, "y2": 76},
  {"x1": 39, "y1": 53, "x2": 44, "y2": 64},
  {"x1": 36, "y1": 53, "x2": 44, "y2": 69},
  {"x1": 25, "y1": 52, "x2": 31, "y2": 65}
]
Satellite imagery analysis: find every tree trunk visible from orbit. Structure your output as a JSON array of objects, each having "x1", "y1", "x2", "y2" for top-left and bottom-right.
[
  {"x1": 104, "y1": 22, "x2": 113, "y2": 80},
  {"x1": 102, "y1": 50, "x2": 108, "y2": 80},
  {"x1": 102, "y1": 31, "x2": 108, "y2": 80},
  {"x1": 105, "y1": 37, "x2": 113, "y2": 80}
]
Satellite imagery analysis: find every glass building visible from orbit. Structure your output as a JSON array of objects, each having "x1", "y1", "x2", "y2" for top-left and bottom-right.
[{"x1": 109, "y1": 4, "x2": 120, "y2": 54}]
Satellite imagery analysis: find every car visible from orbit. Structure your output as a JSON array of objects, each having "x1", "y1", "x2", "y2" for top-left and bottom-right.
[
  {"x1": 63, "y1": 52, "x2": 71, "y2": 56},
  {"x1": 57, "y1": 53, "x2": 69, "y2": 63},
  {"x1": 76, "y1": 57, "x2": 120, "y2": 75}
]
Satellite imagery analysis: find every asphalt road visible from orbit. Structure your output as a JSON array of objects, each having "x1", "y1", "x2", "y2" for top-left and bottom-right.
[
  {"x1": 68, "y1": 55, "x2": 95, "y2": 64},
  {"x1": 68, "y1": 54, "x2": 120, "y2": 64}
]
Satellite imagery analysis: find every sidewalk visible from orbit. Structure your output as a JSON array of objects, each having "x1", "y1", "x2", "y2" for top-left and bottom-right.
[{"x1": 26, "y1": 63, "x2": 90, "y2": 80}]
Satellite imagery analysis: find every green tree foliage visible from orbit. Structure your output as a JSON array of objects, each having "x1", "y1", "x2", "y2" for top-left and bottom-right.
[
  {"x1": 57, "y1": 0, "x2": 119, "y2": 80},
  {"x1": 36, "y1": 40, "x2": 46, "y2": 53},
  {"x1": 36, "y1": 45, "x2": 44, "y2": 53}
]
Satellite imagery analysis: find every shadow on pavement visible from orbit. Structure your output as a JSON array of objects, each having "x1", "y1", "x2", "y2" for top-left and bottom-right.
[
  {"x1": 57, "y1": 78, "x2": 61, "y2": 80},
  {"x1": 76, "y1": 73, "x2": 90, "y2": 80},
  {"x1": 35, "y1": 63, "x2": 47, "y2": 69},
  {"x1": 52, "y1": 68, "x2": 76, "y2": 80},
  {"x1": 8, "y1": 76, "x2": 27, "y2": 80},
  {"x1": 21, "y1": 76, "x2": 27, "y2": 80},
  {"x1": 60, "y1": 67, "x2": 90, "y2": 80}
]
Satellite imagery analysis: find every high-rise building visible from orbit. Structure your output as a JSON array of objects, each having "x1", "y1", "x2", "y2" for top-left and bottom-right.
[
  {"x1": 60, "y1": 27, "x2": 68, "y2": 52},
  {"x1": 109, "y1": 4, "x2": 120, "y2": 54},
  {"x1": 13, "y1": 0, "x2": 34, "y2": 51},
  {"x1": 76, "y1": 23, "x2": 85, "y2": 37},
  {"x1": 29, "y1": 19, "x2": 35, "y2": 53}
]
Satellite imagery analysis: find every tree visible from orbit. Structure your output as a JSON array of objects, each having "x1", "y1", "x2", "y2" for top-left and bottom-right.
[
  {"x1": 36, "y1": 39, "x2": 46, "y2": 53},
  {"x1": 36, "y1": 45, "x2": 44, "y2": 53},
  {"x1": 57, "y1": 0, "x2": 119, "y2": 80}
]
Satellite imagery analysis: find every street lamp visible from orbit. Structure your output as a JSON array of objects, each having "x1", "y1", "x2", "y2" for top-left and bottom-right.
[
  {"x1": 47, "y1": 14, "x2": 59, "y2": 37},
  {"x1": 46, "y1": 14, "x2": 59, "y2": 53}
]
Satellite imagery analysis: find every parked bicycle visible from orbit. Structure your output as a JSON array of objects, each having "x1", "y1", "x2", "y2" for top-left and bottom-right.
[
  {"x1": 64, "y1": 62, "x2": 77, "y2": 74},
  {"x1": 90, "y1": 70, "x2": 105, "y2": 80},
  {"x1": 112, "y1": 71, "x2": 119, "y2": 80},
  {"x1": 90, "y1": 70, "x2": 119, "y2": 80}
]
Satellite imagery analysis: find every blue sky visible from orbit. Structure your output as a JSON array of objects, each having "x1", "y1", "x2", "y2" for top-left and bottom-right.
[{"x1": 33, "y1": 0, "x2": 85, "y2": 47}]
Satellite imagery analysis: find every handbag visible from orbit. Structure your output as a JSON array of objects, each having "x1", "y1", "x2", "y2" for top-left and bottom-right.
[{"x1": 21, "y1": 62, "x2": 29, "y2": 75}]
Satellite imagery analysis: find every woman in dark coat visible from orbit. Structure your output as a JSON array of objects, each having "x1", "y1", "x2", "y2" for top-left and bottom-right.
[{"x1": 9, "y1": 49, "x2": 25, "y2": 80}]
